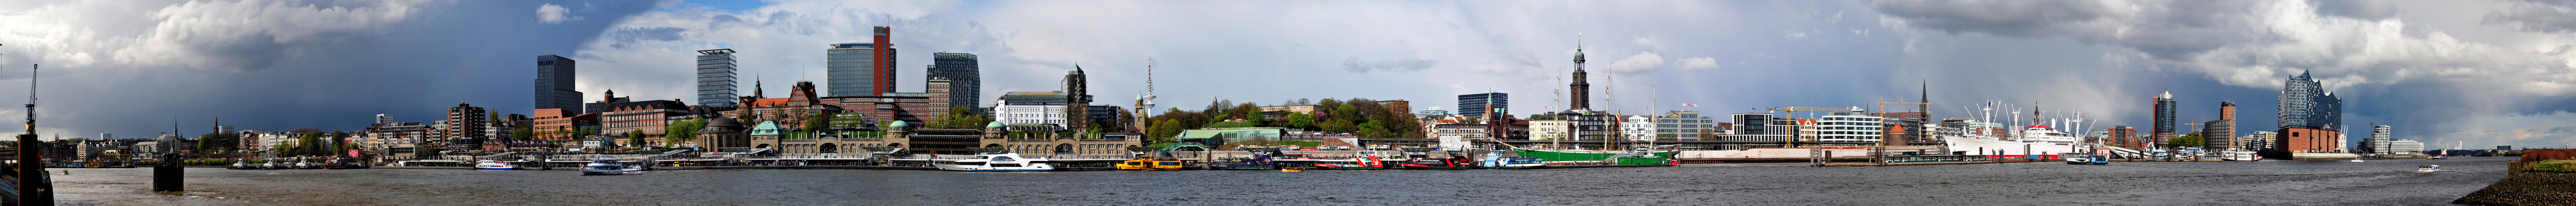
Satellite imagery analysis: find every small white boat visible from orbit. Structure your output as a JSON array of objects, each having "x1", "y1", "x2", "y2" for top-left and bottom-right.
[
  {"x1": 934, "y1": 152, "x2": 1055, "y2": 171},
  {"x1": 2417, "y1": 165, "x2": 2441, "y2": 172},
  {"x1": 2064, "y1": 154, "x2": 2109, "y2": 165},
  {"x1": 580, "y1": 158, "x2": 626, "y2": 176},
  {"x1": 473, "y1": 160, "x2": 522, "y2": 170},
  {"x1": 2349, "y1": 159, "x2": 2365, "y2": 162},
  {"x1": 2221, "y1": 151, "x2": 2262, "y2": 162},
  {"x1": 621, "y1": 165, "x2": 648, "y2": 172}
]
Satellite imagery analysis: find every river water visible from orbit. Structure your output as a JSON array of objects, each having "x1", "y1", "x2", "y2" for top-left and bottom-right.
[{"x1": 50, "y1": 157, "x2": 2508, "y2": 206}]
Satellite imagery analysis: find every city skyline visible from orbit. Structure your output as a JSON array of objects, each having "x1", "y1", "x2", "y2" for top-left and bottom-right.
[{"x1": 2, "y1": 0, "x2": 2575, "y2": 149}]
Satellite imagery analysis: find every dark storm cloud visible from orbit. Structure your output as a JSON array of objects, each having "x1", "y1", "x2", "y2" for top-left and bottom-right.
[{"x1": 0, "y1": 0, "x2": 661, "y2": 139}]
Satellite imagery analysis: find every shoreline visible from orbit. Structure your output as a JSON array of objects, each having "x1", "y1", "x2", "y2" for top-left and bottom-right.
[{"x1": 2453, "y1": 171, "x2": 2576, "y2": 205}]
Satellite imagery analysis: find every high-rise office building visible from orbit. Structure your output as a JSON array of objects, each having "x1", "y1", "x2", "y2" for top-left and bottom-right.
[
  {"x1": 2152, "y1": 91, "x2": 2177, "y2": 147},
  {"x1": 97, "y1": 133, "x2": 111, "y2": 140},
  {"x1": 827, "y1": 26, "x2": 897, "y2": 97},
  {"x1": 1458, "y1": 92, "x2": 1507, "y2": 118},
  {"x1": 2276, "y1": 70, "x2": 2345, "y2": 153},
  {"x1": 695, "y1": 49, "x2": 740, "y2": 108},
  {"x1": 929, "y1": 52, "x2": 980, "y2": 110},
  {"x1": 2206, "y1": 101, "x2": 2237, "y2": 150},
  {"x1": 2365, "y1": 124, "x2": 2394, "y2": 154},
  {"x1": 1062, "y1": 65, "x2": 1090, "y2": 131},
  {"x1": 536, "y1": 55, "x2": 584, "y2": 111}
]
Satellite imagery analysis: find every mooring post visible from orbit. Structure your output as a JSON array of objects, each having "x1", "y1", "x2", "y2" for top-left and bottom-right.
[
  {"x1": 16, "y1": 134, "x2": 52, "y2": 204},
  {"x1": 154, "y1": 153, "x2": 182, "y2": 192}
]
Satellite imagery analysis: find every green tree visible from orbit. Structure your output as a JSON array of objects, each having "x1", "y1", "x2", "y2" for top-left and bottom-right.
[
  {"x1": 2171, "y1": 134, "x2": 2205, "y2": 148},
  {"x1": 512, "y1": 127, "x2": 533, "y2": 142},
  {"x1": 803, "y1": 112, "x2": 833, "y2": 133},
  {"x1": 625, "y1": 130, "x2": 647, "y2": 148},
  {"x1": 1285, "y1": 112, "x2": 1317, "y2": 130},
  {"x1": 1148, "y1": 119, "x2": 1185, "y2": 142},
  {"x1": 664, "y1": 118, "x2": 706, "y2": 147}
]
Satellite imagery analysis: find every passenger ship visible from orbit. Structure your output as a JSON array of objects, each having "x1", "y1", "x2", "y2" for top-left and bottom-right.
[{"x1": 1943, "y1": 125, "x2": 2089, "y2": 156}]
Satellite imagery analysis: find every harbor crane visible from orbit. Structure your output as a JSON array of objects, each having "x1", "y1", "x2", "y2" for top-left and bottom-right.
[{"x1": 1766, "y1": 106, "x2": 1862, "y2": 147}]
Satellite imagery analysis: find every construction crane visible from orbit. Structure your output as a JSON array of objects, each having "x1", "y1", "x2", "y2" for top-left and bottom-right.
[
  {"x1": 1874, "y1": 98, "x2": 1931, "y2": 114},
  {"x1": 1767, "y1": 106, "x2": 1862, "y2": 147}
]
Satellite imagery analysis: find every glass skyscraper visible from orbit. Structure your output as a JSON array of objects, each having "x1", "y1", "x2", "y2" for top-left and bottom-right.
[
  {"x1": 535, "y1": 55, "x2": 582, "y2": 112},
  {"x1": 2152, "y1": 91, "x2": 2176, "y2": 146},
  {"x1": 695, "y1": 49, "x2": 739, "y2": 108},
  {"x1": 827, "y1": 26, "x2": 896, "y2": 97},
  {"x1": 1458, "y1": 92, "x2": 1507, "y2": 118},
  {"x1": 930, "y1": 52, "x2": 980, "y2": 110},
  {"x1": 2277, "y1": 70, "x2": 2343, "y2": 131}
]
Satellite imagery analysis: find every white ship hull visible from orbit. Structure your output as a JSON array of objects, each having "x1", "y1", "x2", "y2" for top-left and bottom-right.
[{"x1": 1944, "y1": 136, "x2": 2087, "y2": 156}]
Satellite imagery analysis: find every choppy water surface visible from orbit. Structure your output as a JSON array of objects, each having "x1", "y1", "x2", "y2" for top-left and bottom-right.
[{"x1": 51, "y1": 157, "x2": 2509, "y2": 206}]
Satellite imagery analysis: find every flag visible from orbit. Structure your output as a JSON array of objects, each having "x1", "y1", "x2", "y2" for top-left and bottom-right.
[{"x1": 1682, "y1": 103, "x2": 1698, "y2": 107}]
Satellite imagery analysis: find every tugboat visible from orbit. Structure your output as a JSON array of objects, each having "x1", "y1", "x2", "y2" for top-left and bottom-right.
[
  {"x1": 936, "y1": 152, "x2": 1055, "y2": 171},
  {"x1": 472, "y1": 160, "x2": 522, "y2": 170},
  {"x1": 580, "y1": 157, "x2": 628, "y2": 176}
]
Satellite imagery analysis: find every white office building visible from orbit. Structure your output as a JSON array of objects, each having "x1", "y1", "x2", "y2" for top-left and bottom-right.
[
  {"x1": 1815, "y1": 112, "x2": 1884, "y2": 143},
  {"x1": 1621, "y1": 115, "x2": 1656, "y2": 141}
]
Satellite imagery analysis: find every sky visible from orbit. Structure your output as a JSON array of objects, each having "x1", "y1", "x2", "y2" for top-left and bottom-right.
[{"x1": 0, "y1": 0, "x2": 2570, "y2": 150}]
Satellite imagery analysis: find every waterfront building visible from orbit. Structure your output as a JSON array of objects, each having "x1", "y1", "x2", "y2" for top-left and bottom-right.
[
  {"x1": 826, "y1": 27, "x2": 898, "y2": 97},
  {"x1": 2387, "y1": 139, "x2": 2424, "y2": 154},
  {"x1": 531, "y1": 108, "x2": 598, "y2": 141},
  {"x1": 1531, "y1": 111, "x2": 1616, "y2": 142},
  {"x1": 359, "y1": 122, "x2": 429, "y2": 152},
  {"x1": 536, "y1": 55, "x2": 584, "y2": 111},
  {"x1": 96, "y1": 133, "x2": 110, "y2": 140},
  {"x1": 435, "y1": 103, "x2": 489, "y2": 149},
  {"x1": 2152, "y1": 91, "x2": 2178, "y2": 147},
  {"x1": 376, "y1": 114, "x2": 393, "y2": 125},
  {"x1": 1064, "y1": 66, "x2": 1092, "y2": 131},
  {"x1": 722, "y1": 81, "x2": 842, "y2": 131},
  {"x1": 2276, "y1": 70, "x2": 2345, "y2": 153},
  {"x1": 1430, "y1": 119, "x2": 1493, "y2": 150},
  {"x1": 695, "y1": 49, "x2": 741, "y2": 108},
  {"x1": 1621, "y1": 115, "x2": 1655, "y2": 141},
  {"x1": 750, "y1": 120, "x2": 1142, "y2": 156},
  {"x1": 2206, "y1": 101, "x2": 2238, "y2": 150},
  {"x1": 697, "y1": 117, "x2": 750, "y2": 149},
  {"x1": 603, "y1": 99, "x2": 689, "y2": 138},
  {"x1": 1649, "y1": 111, "x2": 1715, "y2": 141},
  {"x1": 929, "y1": 53, "x2": 981, "y2": 110},
  {"x1": 1816, "y1": 112, "x2": 1884, "y2": 143},
  {"x1": 2241, "y1": 131, "x2": 2278, "y2": 150},
  {"x1": 992, "y1": 92, "x2": 1073, "y2": 130},
  {"x1": 1530, "y1": 119, "x2": 1570, "y2": 140},
  {"x1": 2363, "y1": 124, "x2": 2395, "y2": 154},
  {"x1": 2106, "y1": 124, "x2": 2143, "y2": 148},
  {"x1": 1457, "y1": 92, "x2": 1506, "y2": 118}
]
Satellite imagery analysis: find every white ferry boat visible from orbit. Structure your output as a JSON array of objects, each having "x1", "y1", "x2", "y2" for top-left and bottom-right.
[
  {"x1": 473, "y1": 160, "x2": 523, "y2": 170},
  {"x1": 580, "y1": 158, "x2": 627, "y2": 176},
  {"x1": 934, "y1": 152, "x2": 1055, "y2": 171}
]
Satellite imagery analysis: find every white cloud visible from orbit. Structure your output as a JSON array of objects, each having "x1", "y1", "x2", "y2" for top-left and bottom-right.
[
  {"x1": 538, "y1": 3, "x2": 579, "y2": 24},
  {"x1": 1679, "y1": 57, "x2": 1719, "y2": 70},
  {"x1": 1607, "y1": 51, "x2": 1663, "y2": 73}
]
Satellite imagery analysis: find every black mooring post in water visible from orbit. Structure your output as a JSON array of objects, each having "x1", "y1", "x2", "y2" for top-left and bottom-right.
[{"x1": 154, "y1": 153, "x2": 181, "y2": 192}]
